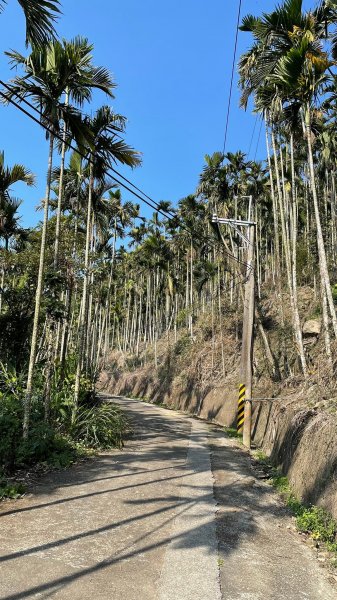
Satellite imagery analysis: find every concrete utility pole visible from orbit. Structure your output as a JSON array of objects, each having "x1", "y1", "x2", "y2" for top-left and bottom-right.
[
  {"x1": 241, "y1": 220, "x2": 255, "y2": 448},
  {"x1": 212, "y1": 198, "x2": 256, "y2": 448}
]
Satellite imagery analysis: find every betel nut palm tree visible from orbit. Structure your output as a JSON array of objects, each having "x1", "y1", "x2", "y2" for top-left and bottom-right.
[
  {"x1": 5, "y1": 38, "x2": 115, "y2": 265},
  {"x1": 73, "y1": 106, "x2": 141, "y2": 405},
  {"x1": 3, "y1": 41, "x2": 104, "y2": 436},
  {"x1": 0, "y1": 149, "x2": 35, "y2": 208},
  {"x1": 0, "y1": 151, "x2": 35, "y2": 313},
  {"x1": 239, "y1": 0, "x2": 337, "y2": 370},
  {"x1": 51, "y1": 38, "x2": 115, "y2": 269},
  {"x1": 0, "y1": 150, "x2": 35, "y2": 252},
  {"x1": 0, "y1": 0, "x2": 61, "y2": 48}
]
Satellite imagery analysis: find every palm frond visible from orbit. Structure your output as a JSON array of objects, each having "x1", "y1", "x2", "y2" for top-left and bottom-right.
[
  {"x1": 17, "y1": 0, "x2": 61, "y2": 47},
  {"x1": 239, "y1": 14, "x2": 262, "y2": 32}
]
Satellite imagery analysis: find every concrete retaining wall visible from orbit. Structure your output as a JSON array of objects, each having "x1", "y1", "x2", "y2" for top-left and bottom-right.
[{"x1": 101, "y1": 368, "x2": 337, "y2": 520}]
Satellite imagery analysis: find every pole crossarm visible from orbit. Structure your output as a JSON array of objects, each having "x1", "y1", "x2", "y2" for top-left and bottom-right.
[
  {"x1": 212, "y1": 215, "x2": 256, "y2": 226},
  {"x1": 212, "y1": 215, "x2": 254, "y2": 247}
]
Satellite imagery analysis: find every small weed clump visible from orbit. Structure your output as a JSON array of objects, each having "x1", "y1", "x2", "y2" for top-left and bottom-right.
[
  {"x1": 271, "y1": 473, "x2": 303, "y2": 514},
  {"x1": 224, "y1": 426, "x2": 243, "y2": 439},
  {"x1": 253, "y1": 449, "x2": 269, "y2": 464},
  {"x1": 296, "y1": 507, "x2": 337, "y2": 551}
]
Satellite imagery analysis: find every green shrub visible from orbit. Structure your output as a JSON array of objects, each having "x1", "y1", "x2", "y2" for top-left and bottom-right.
[
  {"x1": 125, "y1": 356, "x2": 142, "y2": 371},
  {"x1": 66, "y1": 402, "x2": 128, "y2": 449},
  {"x1": 0, "y1": 394, "x2": 24, "y2": 472},
  {"x1": 16, "y1": 421, "x2": 56, "y2": 466},
  {"x1": 173, "y1": 335, "x2": 191, "y2": 356},
  {"x1": 0, "y1": 359, "x2": 128, "y2": 480},
  {"x1": 176, "y1": 308, "x2": 188, "y2": 327},
  {"x1": 0, "y1": 478, "x2": 25, "y2": 500},
  {"x1": 0, "y1": 387, "x2": 88, "y2": 474},
  {"x1": 34, "y1": 435, "x2": 90, "y2": 469}
]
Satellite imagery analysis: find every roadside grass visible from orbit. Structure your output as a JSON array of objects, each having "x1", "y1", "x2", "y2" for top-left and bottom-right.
[
  {"x1": 224, "y1": 426, "x2": 243, "y2": 440},
  {"x1": 252, "y1": 450, "x2": 337, "y2": 559}
]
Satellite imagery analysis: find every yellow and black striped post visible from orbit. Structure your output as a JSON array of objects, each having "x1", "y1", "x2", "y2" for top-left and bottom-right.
[{"x1": 237, "y1": 384, "x2": 245, "y2": 433}]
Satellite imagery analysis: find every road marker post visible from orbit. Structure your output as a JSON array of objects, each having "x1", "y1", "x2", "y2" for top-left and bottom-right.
[{"x1": 237, "y1": 384, "x2": 245, "y2": 433}]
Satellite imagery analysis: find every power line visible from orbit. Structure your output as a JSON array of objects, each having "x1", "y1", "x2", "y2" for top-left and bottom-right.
[
  {"x1": 247, "y1": 116, "x2": 257, "y2": 158},
  {"x1": 0, "y1": 79, "x2": 251, "y2": 269},
  {"x1": 254, "y1": 119, "x2": 263, "y2": 161},
  {"x1": 222, "y1": 0, "x2": 243, "y2": 156},
  {"x1": 0, "y1": 83, "x2": 170, "y2": 222}
]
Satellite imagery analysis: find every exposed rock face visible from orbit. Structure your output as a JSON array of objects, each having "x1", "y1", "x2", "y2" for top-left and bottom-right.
[{"x1": 302, "y1": 319, "x2": 321, "y2": 336}]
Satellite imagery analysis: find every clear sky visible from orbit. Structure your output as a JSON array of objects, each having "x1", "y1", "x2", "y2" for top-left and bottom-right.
[{"x1": 0, "y1": 0, "x2": 314, "y2": 227}]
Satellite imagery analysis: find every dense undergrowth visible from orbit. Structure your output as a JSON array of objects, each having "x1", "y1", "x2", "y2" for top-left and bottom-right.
[{"x1": 0, "y1": 360, "x2": 128, "y2": 499}]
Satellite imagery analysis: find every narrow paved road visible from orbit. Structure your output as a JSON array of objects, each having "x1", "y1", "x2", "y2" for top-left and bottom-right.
[{"x1": 0, "y1": 398, "x2": 335, "y2": 600}]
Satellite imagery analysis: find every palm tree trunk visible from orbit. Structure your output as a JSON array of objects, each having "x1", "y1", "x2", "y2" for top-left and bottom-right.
[
  {"x1": 74, "y1": 159, "x2": 94, "y2": 405},
  {"x1": 24, "y1": 134, "x2": 54, "y2": 438},
  {"x1": 321, "y1": 281, "x2": 332, "y2": 368},
  {"x1": 0, "y1": 268, "x2": 4, "y2": 314},
  {"x1": 305, "y1": 106, "x2": 337, "y2": 339},
  {"x1": 331, "y1": 171, "x2": 336, "y2": 263},
  {"x1": 272, "y1": 128, "x2": 307, "y2": 374},
  {"x1": 290, "y1": 133, "x2": 307, "y2": 375},
  {"x1": 190, "y1": 239, "x2": 193, "y2": 338},
  {"x1": 53, "y1": 90, "x2": 69, "y2": 267},
  {"x1": 60, "y1": 280, "x2": 73, "y2": 378},
  {"x1": 44, "y1": 322, "x2": 54, "y2": 422}
]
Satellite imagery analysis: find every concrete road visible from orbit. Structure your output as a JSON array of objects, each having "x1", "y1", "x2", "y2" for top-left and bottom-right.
[{"x1": 0, "y1": 397, "x2": 335, "y2": 600}]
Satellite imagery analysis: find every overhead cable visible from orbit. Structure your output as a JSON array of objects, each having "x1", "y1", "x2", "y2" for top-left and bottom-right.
[
  {"x1": 222, "y1": 0, "x2": 243, "y2": 156},
  {"x1": 0, "y1": 78, "x2": 251, "y2": 269}
]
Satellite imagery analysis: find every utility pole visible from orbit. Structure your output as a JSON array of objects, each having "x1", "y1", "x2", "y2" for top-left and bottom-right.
[
  {"x1": 212, "y1": 198, "x2": 256, "y2": 448},
  {"x1": 241, "y1": 220, "x2": 255, "y2": 449}
]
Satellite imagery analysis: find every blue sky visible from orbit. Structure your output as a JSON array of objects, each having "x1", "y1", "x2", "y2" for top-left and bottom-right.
[{"x1": 0, "y1": 0, "x2": 314, "y2": 227}]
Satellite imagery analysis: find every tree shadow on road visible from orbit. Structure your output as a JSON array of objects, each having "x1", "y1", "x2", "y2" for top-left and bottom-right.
[{"x1": 0, "y1": 398, "x2": 295, "y2": 600}]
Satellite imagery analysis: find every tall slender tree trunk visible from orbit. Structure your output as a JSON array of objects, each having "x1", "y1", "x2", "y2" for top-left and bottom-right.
[
  {"x1": 53, "y1": 90, "x2": 69, "y2": 268},
  {"x1": 331, "y1": 171, "x2": 336, "y2": 264},
  {"x1": 190, "y1": 239, "x2": 194, "y2": 338},
  {"x1": 290, "y1": 134, "x2": 307, "y2": 376},
  {"x1": 321, "y1": 281, "x2": 332, "y2": 368},
  {"x1": 74, "y1": 159, "x2": 94, "y2": 405},
  {"x1": 272, "y1": 128, "x2": 306, "y2": 374},
  {"x1": 0, "y1": 267, "x2": 4, "y2": 314},
  {"x1": 60, "y1": 281, "x2": 73, "y2": 377},
  {"x1": 24, "y1": 134, "x2": 54, "y2": 438},
  {"x1": 305, "y1": 106, "x2": 337, "y2": 339}
]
